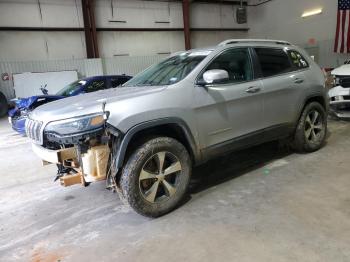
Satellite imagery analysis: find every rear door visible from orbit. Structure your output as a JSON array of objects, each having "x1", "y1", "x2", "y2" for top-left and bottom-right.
[
  {"x1": 253, "y1": 47, "x2": 306, "y2": 129},
  {"x1": 194, "y1": 47, "x2": 264, "y2": 149}
]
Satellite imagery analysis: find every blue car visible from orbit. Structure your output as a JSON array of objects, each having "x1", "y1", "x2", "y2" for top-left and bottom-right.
[{"x1": 8, "y1": 75, "x2": 132, "y2": 135}]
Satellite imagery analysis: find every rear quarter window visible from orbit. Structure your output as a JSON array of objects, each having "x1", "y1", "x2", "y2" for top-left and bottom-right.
[
  {"x1": 287, "y1": 50, "x2": 309, "y2": 69},
  {"x1": 254, "y1": 48, "x2": 292, "y2": 78}
]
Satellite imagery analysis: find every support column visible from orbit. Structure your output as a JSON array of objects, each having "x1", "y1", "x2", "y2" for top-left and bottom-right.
[
  {"x1": 82, "y1": 0, "x2": 99, "y2": 58},
  {"x1": 182, "y1": 0, "x2": 191, "y2": 50}
]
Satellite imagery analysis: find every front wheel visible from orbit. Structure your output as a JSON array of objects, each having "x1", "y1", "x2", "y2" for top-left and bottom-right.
[
  {"x1": 119, "y1": 137, "x2": 191, "y2": 217},
  {"x1": 292, "y1": 101, "x2": 327, "y2": 152}
]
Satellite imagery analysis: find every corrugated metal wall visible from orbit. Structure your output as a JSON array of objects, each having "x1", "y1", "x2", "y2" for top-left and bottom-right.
[
  {"x1": 103, "y1": 55, "x2": 166, "y2": 76},
  {"x1": 0, "y1": 55, "x2": 165, "y2": 100}
]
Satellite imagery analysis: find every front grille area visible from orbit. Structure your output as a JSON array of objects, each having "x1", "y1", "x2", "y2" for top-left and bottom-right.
[
  {"x1": 339, "y1": 76, "x2": 350, "y2": 88},
  {"x1": 25, "y1": 118, "x2": 43, "y2": 144}
]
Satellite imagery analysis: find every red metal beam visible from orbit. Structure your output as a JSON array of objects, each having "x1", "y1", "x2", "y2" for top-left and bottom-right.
[
  {"x1": 81, "y1": 0, "x2": 99, "y2": 58},
  {"x1": 182, "y1": 0, "x2": 191, "y2": 50},
  {"x1": 89, "y1": 0, "x2": 99, "y2": 58},
  {"x1": 82, "y1": 0, "x2": 93, "y2": 58}
]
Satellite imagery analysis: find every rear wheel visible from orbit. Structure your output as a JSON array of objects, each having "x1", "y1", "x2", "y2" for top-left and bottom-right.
[
  {"x1": 120, "y1": 137, "x2": 191, "y2": 217},
  {"x1": 292, "y1": 102, "x2": 327, "y2": 152}
]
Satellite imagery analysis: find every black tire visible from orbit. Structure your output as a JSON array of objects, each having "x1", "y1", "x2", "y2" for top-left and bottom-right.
[
  {"x1": 292, "y1": 101, "x2": 327, "y2": 152},
  {"x1": 0, "y1": 92, "x2": 8, "y2": 117},
  {"x1": 120, "y1": 137, "x2": 191, "y2": 217}
]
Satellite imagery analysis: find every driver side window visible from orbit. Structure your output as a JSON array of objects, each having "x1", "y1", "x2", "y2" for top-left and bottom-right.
[{"x1": 202, "y1": 48, "x2": 253, "y2": 84}]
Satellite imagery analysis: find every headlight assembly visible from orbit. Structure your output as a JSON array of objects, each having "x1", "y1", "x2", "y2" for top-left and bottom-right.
[{"x1": 45, "y1": 113, "x2": 107, "y2": 136}]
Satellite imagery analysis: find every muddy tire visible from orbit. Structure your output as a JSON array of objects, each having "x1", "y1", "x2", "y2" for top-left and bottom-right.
[
  {"x1": 120, "y1": 137, "x2": 191, "y2": 217},
  {"x1": 292, "y1": 102, "x2": 327, "y2": 152}
]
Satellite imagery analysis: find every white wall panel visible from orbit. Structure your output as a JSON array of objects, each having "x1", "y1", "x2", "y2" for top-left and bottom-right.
[
  {"x1": 98, "y1": 31, "x2": 184, "y2": 57},
  {"x1": 0, "y1": 0, "x2": 249, "y2": 61},
  {"x1": 191, "y1": 3, "x2": 247, "y2": 29},
  {"x1": 104, "y1": 55, "x2": 166, "y2": 75},
  {"x1": 94, "y1": 0, "x2": 183, "y2": 28},
  {"x1": 13, "y1": 70, "x2": 78, "y2": 98},
  {"x1": 0, "y1": 58, "x2": 104, "y2": 99},
  {"x1": 0, "y1": 0, "x2": 83, "y2": 28},
  {"x1": 0, "y1": 32, "x2": 86, "y2": 61},
  {"x1": 191, "y1": 31, "x2": 248, "y2": 49}
]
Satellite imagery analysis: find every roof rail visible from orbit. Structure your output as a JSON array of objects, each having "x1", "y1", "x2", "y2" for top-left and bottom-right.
[{"x1": 218, "y1": 39, "x2": 292, "y2": 46}]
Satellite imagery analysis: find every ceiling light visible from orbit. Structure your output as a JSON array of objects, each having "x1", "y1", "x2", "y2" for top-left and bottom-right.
[{"x1": 301, "y1": 8, "x2": 323, "y2": 18}]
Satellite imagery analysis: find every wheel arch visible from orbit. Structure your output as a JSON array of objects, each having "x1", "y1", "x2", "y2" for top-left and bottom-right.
[
  {"x1": 114, "y1": 118, "x2": 201, "y2": 170},
  {"x1": 296, "y1": 93, "x2": 328, "y2": 123},
  {"x1": 304, "y1": 95, "x2": 327, "y2": 110}
]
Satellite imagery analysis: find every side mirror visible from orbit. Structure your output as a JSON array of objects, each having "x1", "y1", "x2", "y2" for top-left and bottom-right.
[{"x1": 200, "y1": 69, "x2": 229, "y2": 85}]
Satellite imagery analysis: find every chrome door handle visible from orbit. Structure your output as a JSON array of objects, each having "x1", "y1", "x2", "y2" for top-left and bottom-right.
[
  {"x1": 245, "y1": 86, "x2": 261, "y2": 93},
  {"x1": 294, "y1": 78, "x2": 304, "y2": 84}
]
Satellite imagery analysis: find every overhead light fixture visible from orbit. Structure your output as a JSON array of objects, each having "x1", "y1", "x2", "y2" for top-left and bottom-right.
[{"x1": 301, "y1": 8, "x2": 323, "y2": 18}]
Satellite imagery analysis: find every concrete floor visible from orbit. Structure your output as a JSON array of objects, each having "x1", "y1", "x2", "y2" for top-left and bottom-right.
[{"x1": 1, "y1": 117, "x2": 350, "y2": 262}]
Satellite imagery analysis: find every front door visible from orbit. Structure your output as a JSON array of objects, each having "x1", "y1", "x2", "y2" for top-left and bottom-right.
[{"x1": 193, "y1": 47, "x2": 264, "y2": 150}]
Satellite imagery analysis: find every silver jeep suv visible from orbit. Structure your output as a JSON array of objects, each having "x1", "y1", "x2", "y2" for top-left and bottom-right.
[{"x1": 26, "y1": 39, "x2": 328, "y2": 217}]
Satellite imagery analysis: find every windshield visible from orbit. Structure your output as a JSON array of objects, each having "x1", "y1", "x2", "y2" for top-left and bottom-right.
[
  {"x1": 124, "y1": 51, "x2": 211, "y2": 87},
  {"x1": 56, "y1": 80, "x2": 87, "y2": 96}
]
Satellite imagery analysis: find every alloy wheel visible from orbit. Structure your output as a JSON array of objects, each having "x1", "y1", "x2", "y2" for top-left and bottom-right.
[
  {"x1": 139, "y1": 151, "x2": 182, "y2": 203},
  {"x1": 304, "y1": 110, "x2": 324, "y2": 143}
]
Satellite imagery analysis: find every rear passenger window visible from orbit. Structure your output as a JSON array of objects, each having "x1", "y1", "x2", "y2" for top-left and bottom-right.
[
  {"x1": 287, "y1": 50, "x2": 309, "y2": 69},
  {"x1": 255, "y1": 48, "x2": 292, "y2": 77}
]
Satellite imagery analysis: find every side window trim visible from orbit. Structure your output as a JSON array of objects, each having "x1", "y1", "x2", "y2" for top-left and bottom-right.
[{"x1": 195, "y1": 47, "x2": 256, "y2": 86}]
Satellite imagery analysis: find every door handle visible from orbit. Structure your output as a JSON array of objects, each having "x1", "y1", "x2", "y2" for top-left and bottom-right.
[
  {"x1": 245, "y1": 86, "x2": 261, "y2": 93},
  {"x1": 294, "y1": 78, "x2": 304, "y2": 84}
]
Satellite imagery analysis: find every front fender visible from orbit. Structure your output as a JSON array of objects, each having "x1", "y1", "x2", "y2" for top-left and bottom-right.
[{"x1": 113, "y1": 117, "x2": 201, "y2": 170}]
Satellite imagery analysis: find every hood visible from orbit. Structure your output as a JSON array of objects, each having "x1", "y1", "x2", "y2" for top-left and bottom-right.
[
  {"x1": 14, "y1": 95, "x2": 64, "y2": 109},
  {"x1": 30, "y1": 85, "x2": 166, "y2": 123},
  {"x1": 331, "y1": 64, "x2": 350, "y2": 76}
]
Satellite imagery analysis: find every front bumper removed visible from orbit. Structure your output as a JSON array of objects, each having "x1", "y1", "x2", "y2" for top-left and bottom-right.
[{"x1": 32, "y1": 143, "x2": 110, "y2": 186}]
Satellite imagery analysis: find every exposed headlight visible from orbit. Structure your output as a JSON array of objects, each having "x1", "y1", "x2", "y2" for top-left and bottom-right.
[
  {"x1": 334, "y1": 96, "x2": 342, "y2": 101},
  {"x1": 45, "y1": 113, "x2": 107, "y2": 136}
]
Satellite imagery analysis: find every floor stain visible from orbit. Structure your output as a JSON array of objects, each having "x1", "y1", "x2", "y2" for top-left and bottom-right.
[{"x1": 30, "y1": 247, "x2": 65, "y2": 262}]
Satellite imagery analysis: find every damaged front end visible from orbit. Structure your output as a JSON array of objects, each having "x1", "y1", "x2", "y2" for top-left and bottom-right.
[
  {"x1": 328, "y1": 80, "x2": 350, "y2": 119},
  {"x1": 26, "y1": 111, "x2": 120, "y2": 189}
]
